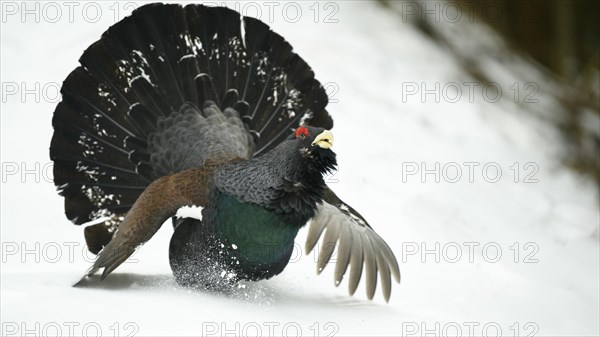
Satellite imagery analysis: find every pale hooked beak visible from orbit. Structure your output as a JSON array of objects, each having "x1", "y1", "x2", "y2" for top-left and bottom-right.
[{"x1": 312, "y1": 130, "x2": 334, "y2": 149}]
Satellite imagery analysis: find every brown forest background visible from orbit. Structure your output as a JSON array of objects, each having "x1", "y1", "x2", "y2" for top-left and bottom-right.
[{"x1": 380, "y1": 0, "x2": 600, "y2": 188}]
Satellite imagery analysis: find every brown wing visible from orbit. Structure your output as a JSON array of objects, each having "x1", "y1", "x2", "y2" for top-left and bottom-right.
[{"x1": 76, "y1": 162, "x2": 224, "y2": 284}]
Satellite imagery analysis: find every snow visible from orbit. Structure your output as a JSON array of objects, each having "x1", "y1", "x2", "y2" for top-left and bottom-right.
[{"x1": 1, "y1": 1, "x2": 598, "y2": 336}]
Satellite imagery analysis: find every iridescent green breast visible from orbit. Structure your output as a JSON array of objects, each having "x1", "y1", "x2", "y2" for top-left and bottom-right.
[{"x1": 210, "y1": 191, "x2": 303, "y2": 280}]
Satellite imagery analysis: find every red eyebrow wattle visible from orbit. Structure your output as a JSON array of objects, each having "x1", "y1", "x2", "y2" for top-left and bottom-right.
[{"x1": 296, "y1": 127, "x2": 309, "y2": 138}]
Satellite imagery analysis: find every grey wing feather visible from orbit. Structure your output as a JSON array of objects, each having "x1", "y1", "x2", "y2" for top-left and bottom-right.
[
  {"x1": 347, "y1": 234, "x2": 364, "y2": 295},
  {"x1": 305, "y1": 189, "x2": 401, "y2": 302}
]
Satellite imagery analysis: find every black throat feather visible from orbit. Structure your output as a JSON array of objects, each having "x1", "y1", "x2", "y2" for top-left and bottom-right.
[{"x1": 270, "y1": 146, "x2": 337, "y2": 223}]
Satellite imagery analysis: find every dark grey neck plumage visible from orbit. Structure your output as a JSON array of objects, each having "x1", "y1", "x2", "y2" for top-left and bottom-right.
[{"x1": 213, "y1": 140, "x2": 336, "y2": 223}]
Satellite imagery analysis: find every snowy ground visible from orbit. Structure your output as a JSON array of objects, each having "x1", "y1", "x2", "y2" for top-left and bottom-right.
[{"x1": 1, "y1": 1, "x2": 599, "y2": 336}]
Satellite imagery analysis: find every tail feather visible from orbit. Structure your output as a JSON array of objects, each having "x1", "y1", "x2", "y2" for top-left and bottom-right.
[
  {"x1": 195, "y1": 73, "x2": 220, "y2": 105},
  {"x1": 129, "y1": 76, "x2": 171, "y2": 119},
  {"x1": 127, "y1": 103, "x2": 158, "y2": 137},
  {"x1": 178, "y1": 55, "x2": 201, "y2": 105}
]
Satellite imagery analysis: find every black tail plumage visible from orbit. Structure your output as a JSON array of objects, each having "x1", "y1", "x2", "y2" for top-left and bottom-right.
[{"x1": 50, "y1": 3, "x2": 332, "y2": 253}]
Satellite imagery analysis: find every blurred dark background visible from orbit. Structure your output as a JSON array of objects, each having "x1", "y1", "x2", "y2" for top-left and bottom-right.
[
  {"x1": 380, "y1": 0, "x2": 600, "y2": 188},
  {"x1": 471, "y1": 0, "x2": 598, "y2": 84}
]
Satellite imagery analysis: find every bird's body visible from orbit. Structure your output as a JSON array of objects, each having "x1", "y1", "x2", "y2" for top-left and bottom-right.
[
  {"x1": 169, "y1": 120, "x2": 336, "y2": 287},
  {"x1": 50, "y1": 3, "x2": 400, "y2": 301},
  {"x1": 172, "y1": 189, "x2": 302, "y2": 286}
]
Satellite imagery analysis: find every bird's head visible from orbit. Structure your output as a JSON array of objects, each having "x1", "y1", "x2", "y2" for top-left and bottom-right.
[{"x1": 289, "y1": 125, "x2": 337, "y2": 176}]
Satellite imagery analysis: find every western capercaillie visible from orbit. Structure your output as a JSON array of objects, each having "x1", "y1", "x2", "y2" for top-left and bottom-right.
[{"x1": 50, "y1": 3, "x2": 400, "y2": 301}]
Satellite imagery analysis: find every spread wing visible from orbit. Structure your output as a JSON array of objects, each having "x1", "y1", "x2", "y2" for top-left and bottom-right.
[
  {"x1": 305, "y1": 188, "x2": 401, "y2": 302},
  {"x1": 76, "y1": 164, "x2": 222, "y2": 283}
]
